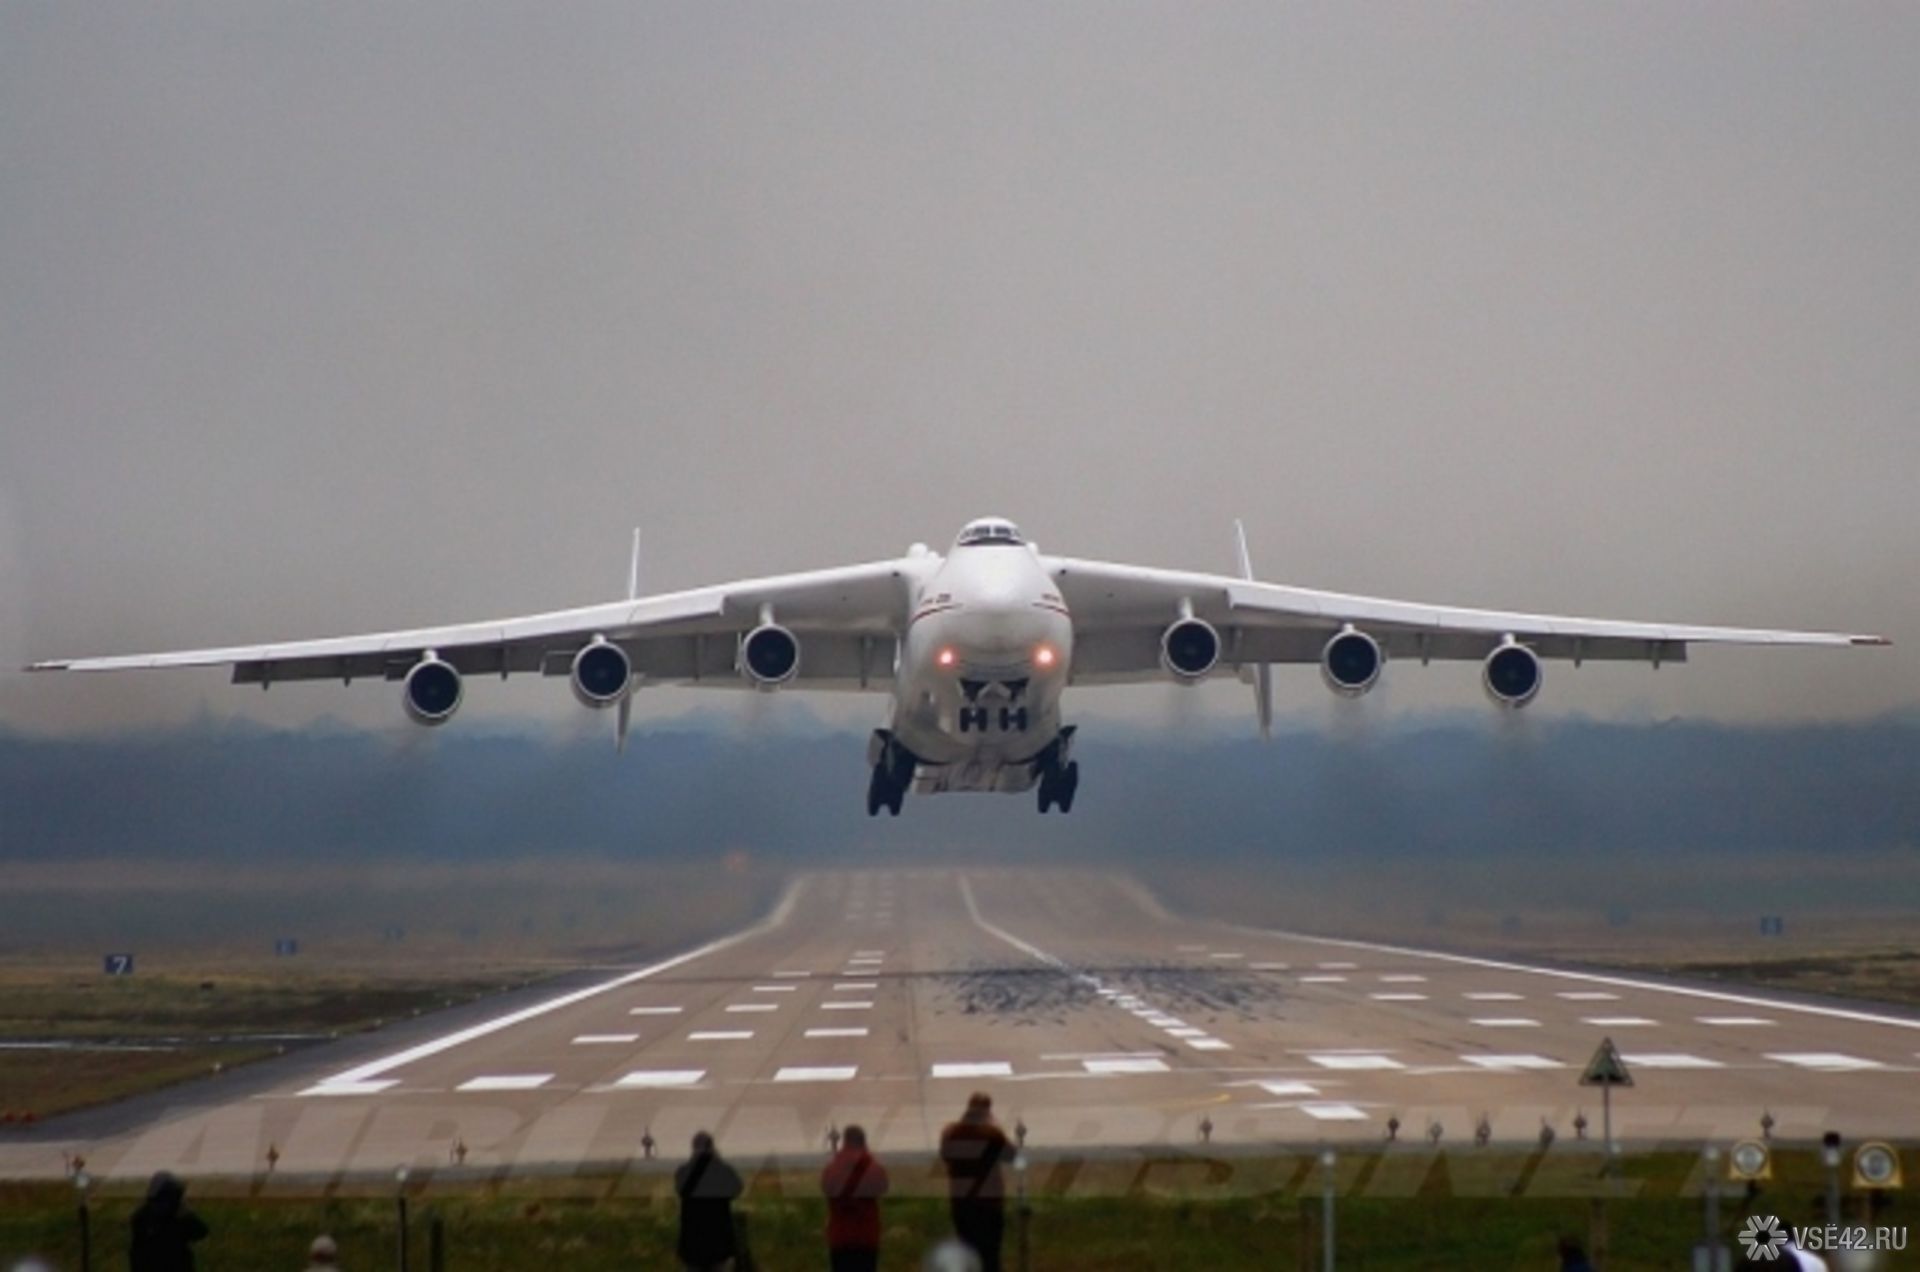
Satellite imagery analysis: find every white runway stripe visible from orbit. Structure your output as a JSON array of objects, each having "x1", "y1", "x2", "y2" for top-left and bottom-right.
[
  {"x1": 773, "y1": 971, "x2": 811, "y2": 979},
  {"x1": 775, "y1": 1065, "x2": 858, "y2": 1082},
  {"x1": 1380, "y1": 974, "x2": 1428, "y2": 983},
  {"x1": 1083, "y1": 1058, "x2": 1169, "y2": 1075},
  {"x1": 689, "y1": 1030, "x2": 754, "y2": 1041},
  {"x1": 932, "y1": 1062, "x2": 1014, "y2": 1079},
  {"x1": 1300, "y1": 1103, "x2": 1369, "y2": 1121},
  {"x1": 834, "y1": 982, "x2": 878, "y2": 991},
  {"x1": 1370, "y1": 993, "x2": 1428, "y2": 1002},
  {"x1": 1250, "y1": 962, "x2": 1288, "y2": 971},
  {"x1": 1187, "y1": 1038, "x2": 1233, "y2": 1051},
  {"x1": 805, "y1": 1027, "x2": 869, "y2": 1038},
  {"x1": 1557, "y1": 992, "x2": 1620, "y2": 1002},
  {"x1": 1463, "y1": 1054, "x2": 1565, "y2": 1070},
  {"x1": 1621, "y1": 1053, "x2": 1722, "y2": 1069},
  {"x1": 614, "y1": 1069, "x2": 704, "y2": 1088},
  {"x1": 1698, "y1": 1016, "x2": 1776, "y2": 1027},
  {"x1": 1582, "y1": 1017, "x2": 1658, "y2": 1027},
  {"x1": 753, "y1": 985, "x2": 798, "y2": 993},
  {"x1": 1300, "y1": 975, "x2": 1347, "y2": 984},
  {"x1": 726, "y1": 1004, "x2": 778, "y2": 1013},
  {"x1": 1465, "y1": 992, "x2": 1523, "y2": 1002},
  {"x1": 1317, "y1": 961, "x2": 1358, "y2": 969},
  {"x1": 1470, "y1": 1018, "x2": 1540, "y2": 1028},
  {"x1": 822, "y1": 1001, "x2": 873, "y2": 1010},
  {"x1": 1257, "y1": 1080, "x2": 1321, "y2": 1096},
  {"x1": 572, "y1": 1033, "x2": 640, "y2": 1045},
  {"x1": 1766, "y1": 1052, "x2": 1886, "y2": 1071},
  {"x1": 298, "y1": 1079, "x2": 397, "y2": 1097},
  {"x1": 1308, "y1": 1053, "x2": 1402, "y2": 1070},
  {"x1": 458, "y1": 1074, "x2": 553, "y2": 1092},
  {"x1": 629, "y1": 1006, "x2": 684, "y2": 1016}
]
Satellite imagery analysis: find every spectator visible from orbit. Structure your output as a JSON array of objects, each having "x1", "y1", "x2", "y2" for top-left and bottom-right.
[
  {"x1": 937, "y1": 1094, "x2": 1010, "y2": 1272},
  {"x1": 129, "y1": 1171, "x2": 209, "y2": 1272},
  {"x1": 675, "y1": 1131, "x2": 745, "y2": 1272},
  {"x1": 821, "y1": 1124, "x2": 891, "y2": 1272},
  {"x1": 304, "y1": 1234, "x2": 339, "y2": 1270}
]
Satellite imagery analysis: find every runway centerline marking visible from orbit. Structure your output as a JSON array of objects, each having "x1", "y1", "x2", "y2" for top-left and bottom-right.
[
  {"x1": 628, "y1": 1006, "x2": 684, "y2": 1016},
  {"x1": 1698, "y1": 1016, "x2": 1776, "y2": 1027},
  {"x1": 805, "y1": 1027, "x2": 869, "y2": 1039},
  {"x1": 572, "y1": 1033, "x2": 640, "y2": 1045},
  {"x1": 1582, "y1": 1017, "x2": 1657, "y2": 1027},
  {"x1": 753, "y1": 985, "x2": 797, "y2": 993},
  {"x1": 1465, "y1": 992, "x2": 1524, "y2": 1001},
  {"x1": 726, "y1": 1004, "x2": 778, "y2": 1013},
  {"x1": 1470, "y1": 1018, "x2": 1541, "y2": 1028},
  {"x1": 299, "y1": 880, "x2": 804, "y2": 1095},
  {"x1": 689, "y1": 1031, "x2": 754, "y2": 1041},
  {"x1": 1370, "y1": 993, "x2": 1429, "y2": 1002},
  {"x1": 822, "y1": 1001, "x2": 873, "y2": 1010}
]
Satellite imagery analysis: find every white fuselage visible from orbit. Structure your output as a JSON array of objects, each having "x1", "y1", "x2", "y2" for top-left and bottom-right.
[{"x1": 890, "y1": 542, "x2": 1073, "y2": 792}]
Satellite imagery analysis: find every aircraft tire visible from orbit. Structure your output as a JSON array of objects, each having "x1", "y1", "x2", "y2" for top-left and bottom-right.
[{"x1": 1057, "y1": 762, "x2": 1080, "y2": 814}]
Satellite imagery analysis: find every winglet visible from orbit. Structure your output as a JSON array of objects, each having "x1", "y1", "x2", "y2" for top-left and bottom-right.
[
  {"x1": 1851, "y1": 635, "x2": 1893, "y2": 646},
  {"x1": 1234, "y1": 520, "x2": 1273, "y2": 738}
]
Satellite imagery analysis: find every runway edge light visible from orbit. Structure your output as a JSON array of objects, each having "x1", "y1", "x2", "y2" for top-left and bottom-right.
[
  {"x1": 1852, "y1": 1142, "x2": 1903, "y2": 1190},
  {"x1": 1728, "y1": 1139, "x2": 1772, "y2": 1183}
]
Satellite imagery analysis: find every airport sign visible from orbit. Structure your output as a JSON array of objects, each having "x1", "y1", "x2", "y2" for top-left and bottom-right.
[{"x1": 1579, "y1": 1037, "x2": 1634, "y2": 1088}]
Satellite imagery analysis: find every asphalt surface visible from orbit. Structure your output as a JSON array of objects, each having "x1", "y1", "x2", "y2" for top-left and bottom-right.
[{"x1": 5, "y1": 867, "x2": 1919, "y2": 1183}]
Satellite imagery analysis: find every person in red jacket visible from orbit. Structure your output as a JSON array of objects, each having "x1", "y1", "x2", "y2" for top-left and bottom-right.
[{"x1": 820, "y1": 1124, "x2": 891, "y2": 1271}]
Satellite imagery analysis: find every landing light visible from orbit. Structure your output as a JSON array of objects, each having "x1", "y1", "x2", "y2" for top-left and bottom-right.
[
  {"x1": 1034, "y1": 645, "x2": 1057, "y2": 669},
  {"x1": 936, "y1": 647, "x2": 957, "y2": 668}
]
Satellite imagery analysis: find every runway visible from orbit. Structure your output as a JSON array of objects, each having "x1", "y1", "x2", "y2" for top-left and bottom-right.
[{"x1": 6, "y1": 867, "x2": 1920, "y2": 1182}]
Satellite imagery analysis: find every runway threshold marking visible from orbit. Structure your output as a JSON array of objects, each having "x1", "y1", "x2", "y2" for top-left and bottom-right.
[
  {"x1": 1218, "y1": 915, "x2": 1920, "y2": 1033},
  {"x1": 1766, "y1": 1052, "x2": 1887, "y2": 1071},
  {"x1": 572, "y1": 1033, "x2": 640, "y2": 1045},
  {"x1": 805, "y1": 1027, "x2": 869, "y2": 1039},
  {"x1": 295, "y1": 881, "x2": 805, "y2": 1097},
  {"x1": 614, "y1": 1070, "x2": 704, "y2": 1088},
  {"x1": 775, "y1": 1066, "x2": 858, "y2": 1083},
  {"x1": 932, "y1": 1062, "x2": 1015, "y2": 1079}
]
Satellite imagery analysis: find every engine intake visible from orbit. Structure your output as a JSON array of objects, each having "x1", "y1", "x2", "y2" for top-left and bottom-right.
[
  {"x1": 1483, "y1": 641, "x2": 1542, "y2": 708},
  {"x1": 1321, "y1": 627, "x2": 1383, "y2": 696},
  {"x1": 740, "y1": 623, "x2": 800, "y2": 687},
  {"x1": 571, "y1": 639, "x2": 632, "y2": 709},
  {"x1": 1161, "y1": 617, "x2": 1220, "y2": 681},
  {"x1": 403, "y1": 656, "x2": 463, "y2": 726}
]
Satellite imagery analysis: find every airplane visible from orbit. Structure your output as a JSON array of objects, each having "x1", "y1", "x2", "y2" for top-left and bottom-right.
[{"x1": 28, "y1": 516, "x2": 1887, "y2": 816}]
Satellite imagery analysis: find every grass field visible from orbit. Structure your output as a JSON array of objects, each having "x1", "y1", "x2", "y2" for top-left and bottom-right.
[
  {"x1": 3, "y1": 1148, "x2": 1913, "y2": 1270},
  {"x1": 0, "y1": 858, "x2": 781, "y2": 1120}
]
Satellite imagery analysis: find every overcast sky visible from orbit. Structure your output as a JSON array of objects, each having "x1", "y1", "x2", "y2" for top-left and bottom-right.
[{"x1": 2, "y1": 3, "x2": 1914, "y2": 735}]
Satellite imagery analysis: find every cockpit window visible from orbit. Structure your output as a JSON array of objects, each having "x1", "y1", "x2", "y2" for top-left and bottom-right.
[{"x1": 957, "y1": 519, "x2": 1025, "y2": 547}]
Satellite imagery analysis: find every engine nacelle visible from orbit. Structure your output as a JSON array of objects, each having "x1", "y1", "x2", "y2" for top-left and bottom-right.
[
  {"x1": 402, "y1": 655, "x2": 463, "y2": 726},
  {"x1": 1483, "y1": 640, "x2": 1543, "y2": 708},
  {"x1": 1160, "y1": 617, "x2": 1220, "y2": 681},
  {"x1": 570, "y1": 639, "x2": 632, "y2": 709},
  {"x1": 1321, "y1": 627, "x2": 1383, "y2": 697},
  {"x1": 739, "y1": 623, "x2": 800, "y2": 687}
]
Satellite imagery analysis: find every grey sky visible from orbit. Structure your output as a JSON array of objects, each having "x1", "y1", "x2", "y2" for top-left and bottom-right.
[{"x1": 3, "y1": 3, "x2": 1914, "y2": 734}]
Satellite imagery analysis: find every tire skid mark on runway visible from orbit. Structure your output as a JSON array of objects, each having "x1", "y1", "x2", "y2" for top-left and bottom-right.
[
  {"x1": 958, "y1": 875, "x2": 1234, "y2": 1053},
  {"x1": 297, "y1": 879, "x2": 805, "y2": 1097}
]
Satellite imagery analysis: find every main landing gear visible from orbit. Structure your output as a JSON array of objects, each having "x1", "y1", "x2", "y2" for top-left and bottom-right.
[
  {"x1": 1037, "y1": 760, "x2": 1079, "y2": 814},
  {"x1": 865, "y1": 730, "x2": 914, "y2": 817},
  {"x1": 1035, "y1": 726, "x2": 1079, "y2": 814}
]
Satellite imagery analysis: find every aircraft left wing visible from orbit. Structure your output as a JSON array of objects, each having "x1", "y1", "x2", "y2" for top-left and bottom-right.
[
  {"x1": 28, "y1": 559, "x2": 917, "y2": 692},
  {"x1": 1049, "y1": 556, "x2": 1886, "y2": 684}
]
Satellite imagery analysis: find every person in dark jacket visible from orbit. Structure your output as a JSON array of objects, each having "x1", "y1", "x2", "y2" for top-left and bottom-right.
[
  {"x1": 937, "y1": 1094, "x2": 1010, "y2": 1272},
  {"x1": 821, "y1": 1124, "x2": 891, "y2": 1271},
  {"x1": 674, "y1": 1131, "x2": 745, "y2": 1272},
  {"x1": 128, "y1": 1171, "x2": 209, "y2": 1272}
]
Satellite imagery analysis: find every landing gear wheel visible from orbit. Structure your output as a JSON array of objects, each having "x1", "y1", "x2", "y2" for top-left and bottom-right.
[
  {"x1": 866, "y1": 766, "x2": 892, "y2": 817},
  {"x1": 1057, "y1": 761, "x2": 1080, "y2": 814},
  {"x1": 1037, "y1": 773, "x2": 1056, "y2": 814}
]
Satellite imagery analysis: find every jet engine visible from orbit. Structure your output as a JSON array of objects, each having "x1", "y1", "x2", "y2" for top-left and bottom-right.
[
  {"x1": 570, "y1": 639, "x2": 632, "y2": 709},
  {"x1": 739, "y1": 623, "x2": 800, "y2": 687},
  {"x1": 402, "y1": 655, "x2": 463, "y2": 726},
  {"x1": 1482, "y1": 640, "x2": 1542, "y2": 708},
  {"x1": 1160, "y1": 617, "x2": 1220, "y2": 681},
  {"x1": 1321, "y1": 627, "x2": 1383, "y2": 696}
]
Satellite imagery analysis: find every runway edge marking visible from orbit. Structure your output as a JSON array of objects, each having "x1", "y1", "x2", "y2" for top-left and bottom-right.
[
  {"x1": 1199, "y1": 903, "x2": 1920, "y2": 1033},
  {"x1": 298, "y1": 879, "x2": 806, "y2": 1096}
]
